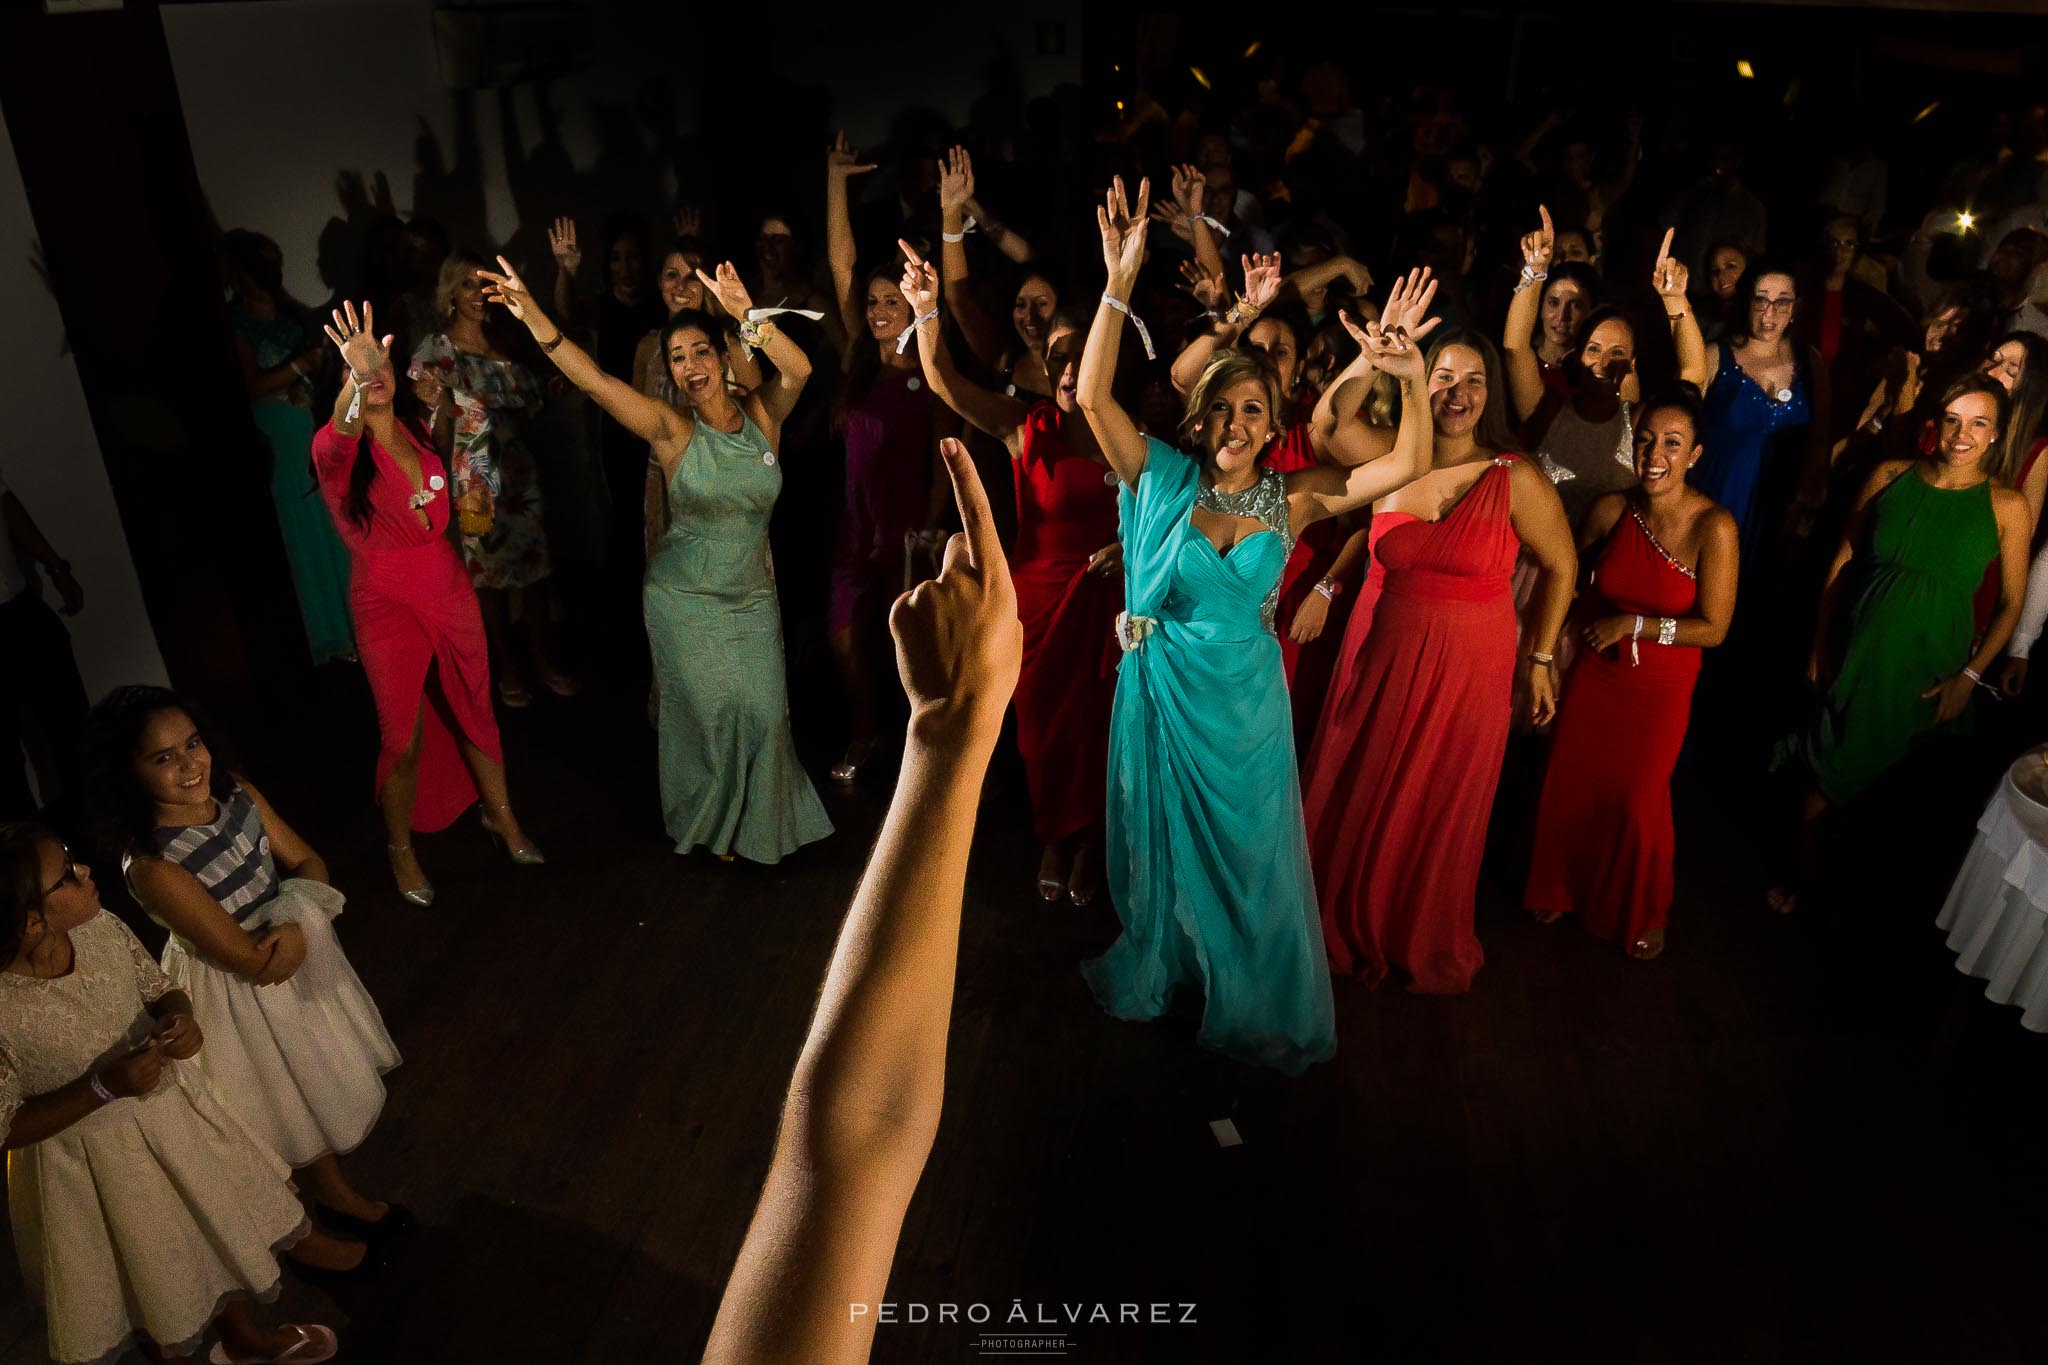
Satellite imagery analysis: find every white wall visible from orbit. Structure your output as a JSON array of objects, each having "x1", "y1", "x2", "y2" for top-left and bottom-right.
[
  {"x1": 162, "y1": 0, "x2": 1082, "y2": 303},
  {"x1": 0, "y1": 108, "x2": 168, "y2": 701}
]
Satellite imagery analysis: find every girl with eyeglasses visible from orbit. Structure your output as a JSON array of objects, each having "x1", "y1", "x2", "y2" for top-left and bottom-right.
[{"x1": 0, "y1": 823, "x2": 363, "y2": 1364}]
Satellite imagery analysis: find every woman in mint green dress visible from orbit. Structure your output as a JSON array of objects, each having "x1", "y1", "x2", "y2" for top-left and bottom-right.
[
  {"x1": 477, "y1": 255, "x2": 831, "y2": 862},
  {"x1": 223, "y1": 232, "x2": 354, "y2": 663},
  {"x1": 1771, "y1": 374, "x2": 2030, "y2": 911},
  {"x1": 1074, "y1": 180, "x2": 1437, "y2": 1073}
]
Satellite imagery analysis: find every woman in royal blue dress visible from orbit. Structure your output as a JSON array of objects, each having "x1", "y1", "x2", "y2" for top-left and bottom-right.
[{"x1": 1074, "y1": 179, "x2": 1436, "y2": 1073}]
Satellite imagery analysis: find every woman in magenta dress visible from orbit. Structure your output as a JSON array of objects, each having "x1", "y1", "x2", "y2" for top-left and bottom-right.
[
  {"x1": 899, "y1": 250, "x2": 1121, "y2": 904},
  {"x1": 314, "y1": 303, "x2": 542, "y2": 906},
  {"x1": 1524, "y1": 388, "x2": 1739, "y2": 959},
  {"x1": 1302, "y1": 328, "x2": 1577, "y2": 993},
  {"x1": 824, "y1": 132, "x2": 953, "y2": 783}
]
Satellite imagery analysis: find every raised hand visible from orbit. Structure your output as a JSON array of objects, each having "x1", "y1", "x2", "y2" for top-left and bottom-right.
[
  {"x1": 548, "y1": 217, "x2": 581, "y2": 275},
  {"x1": 321, "y1": 300, "x2": 393, "y2": 381},
  {"x1": 673, "y1": 205, "x2": 702, "y2": 238},
  {"x1": 475, "y1": 256, "x2": 537, "y2": 324},
  {"x1": 1098, "y1": 176, "x2": 1151, "y2": 280},
  {"x1": 898, "y1": 240, "x2": 940, "y2": 317},
  {"x1": 1360, "y1": 316, "x2": 1427, "y2": 383},
  {"x1": 1177, "y1": 259, "x2": 1226, "y2": 311},
  {"x1": 1242, "y1": 252, "x2": 1284, "y2": 312},
  {"x1": 1169, "y1": 163, "x2": 1206, "y2": 221},
  {"x1": 1520, "y1": 204, "x2": 1555, "y2": 271},
  {"x1": 938, "y1": 146, "x2": 975, "y2": 215},
  {"x1": 1378, "y1": 267, "x2": 1442, "y2": 344},
  {"x1": 1650, "y1": 227, "x2": 1688, "y2": 304},
  {"x1": 1147, "y1": 197, "x2": 1195, "y2": 243},
  {"x1": 827, "y1": 129, "x2": 877, "y2": 182},
  {"x1": 694, "y1": 260, "x2": 755, "y2": 320},
  {"x1": 890, "y1": 438, "x2": 1021, "y2": 747}
]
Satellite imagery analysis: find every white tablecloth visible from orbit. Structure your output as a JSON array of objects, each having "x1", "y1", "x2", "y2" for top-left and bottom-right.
[{"x1": 1937, "y1": 750, "x2": 2048, "y2": 1031}]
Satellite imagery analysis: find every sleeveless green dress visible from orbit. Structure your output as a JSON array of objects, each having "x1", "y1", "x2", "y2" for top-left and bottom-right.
[
  {"x1": 1784, "y1": 467, "x2": 1999, "y2": 802},
  {"x1": 645, "y1": 410, "x2": 831, "y2": 862}
]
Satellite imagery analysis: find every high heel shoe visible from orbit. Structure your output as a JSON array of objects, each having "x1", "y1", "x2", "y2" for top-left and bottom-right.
[
  {"x1": 480, "y1": 804, "x2": 545, "y2": 864},
  {"x1": 387, "y1": 844, "x2": 434, "y2": 908},
  {"x1": 829, "y1": 740, "x2": 876, "y2": 785}
]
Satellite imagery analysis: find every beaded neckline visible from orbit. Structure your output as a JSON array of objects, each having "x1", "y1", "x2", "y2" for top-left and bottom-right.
[
  {"x1": 1629, "y1": 505, "x2": 1698, "y2": 580},
  {"x1": 1192, "y1": 467, "x2": 1293, "y2": 633}
]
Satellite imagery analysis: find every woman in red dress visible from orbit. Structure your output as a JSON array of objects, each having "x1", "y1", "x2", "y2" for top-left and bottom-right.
[
  {"x1": 898, "y1": 249, "x2": 1121, "y2": 905},
  {"x1": 1524, "y1": 388, "x2": 1739, "y2": 958},
  {"x1": 1302, "y1": 326, "x2": 1578, "y2": 994},
  {"x1": 314, "y1": 303, "x2": 541, "y2": 905}
]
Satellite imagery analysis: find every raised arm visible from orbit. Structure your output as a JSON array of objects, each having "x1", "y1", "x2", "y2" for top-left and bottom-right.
[
  {"x1": 1315, "y1": 269, "x2": 1440, "y2": 467},
  {"x1": 1651, "y1": 228, "x2": 1709, "y2": 393},
  {"x1": 1077, "y1": 176, "x2": 1154, "y2": 487},
  {"x1": 477, "y1": 256, "x2": 679, "y2": 448},
  {"x1": 702, "y1": 439, "x2": 1020, "y2": 1365},
  {"x1": 1502, "y1": 205, "x2": 1554, "y2": 421},
  {"x1": 1278, "y1": 254, "x2": 1373, "y2": 314},
  {"x1": 319, "y1": 300, "x2": 393, "y2": 441},
  {"x1": 1169, "y1": 252, "x2": 1280, "y2": 396},
  {"x1": 697, "y1": 261, "x2": 812, "y2": 439},
  {"x1": 1287, "y1": 314, "x2": 1437, "y2": 529},
  {"x1": 826, "y1": 130, "x2": 877, "y2": 345},
  {"x1": 935, "y1": 146, "x2": 1011, "y2": 371},
  {"x1": 901, "y1": 245, "x2": 1030, "y2": 452}
]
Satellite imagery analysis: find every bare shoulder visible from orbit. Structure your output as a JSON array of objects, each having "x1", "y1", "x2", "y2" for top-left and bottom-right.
[{"x1": 1991, "y1": 483, "x2": 2030, "y2": 524}]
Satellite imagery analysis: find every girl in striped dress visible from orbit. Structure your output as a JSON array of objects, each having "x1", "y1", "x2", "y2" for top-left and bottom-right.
[{"x1": 85, "y1": 686, "x2": 410, "y2": 1248}]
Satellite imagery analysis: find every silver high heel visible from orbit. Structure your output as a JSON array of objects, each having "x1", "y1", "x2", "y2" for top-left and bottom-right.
[
  {"x1": 481, "y1": 804, "x2": 545, "y2": 864},
  {"x1": 387, "y1": 844, "x2": 435, "y2": 908}
]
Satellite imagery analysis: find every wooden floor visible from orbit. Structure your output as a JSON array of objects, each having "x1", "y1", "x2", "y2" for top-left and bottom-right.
[{"x1": 3, "y1": 650, "x2": 2044, "y2": 1364}]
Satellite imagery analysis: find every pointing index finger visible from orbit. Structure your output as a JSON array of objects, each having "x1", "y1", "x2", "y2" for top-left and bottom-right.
[
  {"x1": 1655, "y1": 227, "x2": 1674, "y2": 266},
  {"x1": 1538, "y1": 204, "x2": 1553, "y2": 238},
  {"x1": 939, "y1": 437, "x2": 1004, "y2": 579}
]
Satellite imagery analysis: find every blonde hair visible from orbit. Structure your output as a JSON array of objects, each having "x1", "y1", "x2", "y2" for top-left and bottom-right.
[
  {"x1": 434, "y1": 249, "x2": 491, "y2": 326},
  {"x1": 1179, "y1": 349, "x2": 1284, "y2": 447}
]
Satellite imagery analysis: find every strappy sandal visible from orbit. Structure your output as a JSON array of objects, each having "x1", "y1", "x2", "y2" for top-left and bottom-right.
[{"x1": 209, "y1": 1323, "x2": 338, "y2": 1364}]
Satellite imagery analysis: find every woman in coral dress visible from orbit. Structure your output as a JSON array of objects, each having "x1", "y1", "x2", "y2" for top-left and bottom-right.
[
  {"x1": 1303, "y1": 327, "x2": 1578, "y2": 994},
  {"x1": 1523, "y1": 388, "x2": 1739, "y2": 959},
  {"x1": 313, "y1": 303, "x2": 543, "y2": 905}
]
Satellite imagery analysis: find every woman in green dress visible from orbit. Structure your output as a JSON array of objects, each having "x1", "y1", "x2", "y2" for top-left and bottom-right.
[
  {"x1": 476, "y1": 254, "x2": 832, "y2": 862},
  {"x1": 1772, "y1": 374, "x2": 2031, "y2": 911},
  {"x1": 221, "y1": 231, "x2": 355, "y2": 663}
]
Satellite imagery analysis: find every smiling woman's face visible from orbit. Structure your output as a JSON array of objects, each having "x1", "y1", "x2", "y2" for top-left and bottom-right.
[
  {"x1": 1196, "y1": 377, "x2": 1276, "y2": 474},
  {"x1": 1937, "y1": 389, "x2": 2002, "y2": 469},
  {"x1": 1429, "y1": 343, "x2": 1488, "y2": 437}
]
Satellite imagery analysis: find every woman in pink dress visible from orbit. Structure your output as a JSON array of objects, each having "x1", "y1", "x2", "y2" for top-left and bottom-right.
[
  {"x1": 314, "y1": 303, "x2": 541, "y2": 906},
  {"x1": 1302, "y1": 327, "x2": 1577, "y2": 994},
  {"x1": 898, "y1": 249, "x2": 1121, "y2": 904}
]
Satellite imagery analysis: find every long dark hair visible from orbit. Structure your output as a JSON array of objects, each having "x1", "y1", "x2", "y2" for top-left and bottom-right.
[
  {"x1": 1988, "y1": 331, "x2": 2048, "y2": 485},
  {"x1": 1531, "y1": 262, "x2": 1601, "y2": 350},
  {"x1": 0, "y1": 822, "x2": 59, "y2": 966},
  {"x1": 1562, "y1": 304, "x2": 1637, "y2": 389},
  {"x1": 1725, "y1": 257, "x2": 1801, "y2": 346},
  {"x1": 834, "y1": 263, "x2": 909, "y2": 430},
  {"x1": 1425, "y1": 327, "x2": 1518, "y2": 453},
  {"x1": 81, "y1": 685, "x2": 237, "y2": 863}
]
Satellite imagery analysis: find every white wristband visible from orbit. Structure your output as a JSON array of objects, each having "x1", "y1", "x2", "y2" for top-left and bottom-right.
[
  {"x1": 1101, "y1": 293, "x2": 1157, "y2": 360},
  {"x1": 940, "y1": 215, "x2": 977, "y2": 244},
  {"x1": 1194, "y1": 213, "x2": 1231, "y2": 238},
  {"x1": 89, "y1": 1073, "x2": 116, "y2": 1105},
  {"x1": 895, "y1": 309, "x2": 940, "y2": 354}
]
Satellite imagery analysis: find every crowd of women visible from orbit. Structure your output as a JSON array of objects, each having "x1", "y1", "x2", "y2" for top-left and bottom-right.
[{"x1": 6, "y1": 80, "x2": 2048, "y2": 1361}]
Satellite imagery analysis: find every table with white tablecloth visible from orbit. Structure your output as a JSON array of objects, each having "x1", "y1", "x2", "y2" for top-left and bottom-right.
[{"x1": 1937, "y1": 749, "x2": 2048, "y2": 1031}]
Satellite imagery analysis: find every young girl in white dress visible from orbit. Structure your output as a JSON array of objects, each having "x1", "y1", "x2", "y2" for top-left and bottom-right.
[
  {"x1": 85, "y1": 687, "x2": 410, "y2": 1249},
  {"x1": 0, "y1": 823, "x2": 352, "y2": 1364}
]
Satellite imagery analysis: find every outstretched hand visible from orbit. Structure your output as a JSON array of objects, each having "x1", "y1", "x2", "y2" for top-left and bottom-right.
[
  {"x1": 938, "y1": 146, "x2": 975, "y2": 215},
  {"x1": 1177, "y1": 259, "x2": 1226, "y2": 311},
  {"x1": 1098, "y1": 176, "x2": 1150, "y2": 280},
  {"x1": 1521, "y1": 204, "x2": 1555, "y2": 270},
  {"x1": 548, "y1": 217, "x2": 581, "y2": 275},
  {"x1": 322, "y1": 300, "x2": 393, "y2": 381},
  {"x1": 475, "y1": 257, "x2": 538, "y2": 325},
  {"x1": 1242, "y1": 252, "x2": 1283, "y2": 313},
  {"x1": 891, "y1": 438, "x2": 1021, "y2": 749},
  {"x1": 695, "y1": 261, "x2": 755, "y2": 320},
  {"x1": 827, "y1": 129, "x2": 877, "y2": 181},
  {"x1": 898, "y1": 240, "x2": 940, "y2": 318},
  {"x1": 1377, "y1": 267, "x2": 1441, "y2": 345},
  {"x1": 1651, "y1": 227, "x2": 1688, "y2": 303}
]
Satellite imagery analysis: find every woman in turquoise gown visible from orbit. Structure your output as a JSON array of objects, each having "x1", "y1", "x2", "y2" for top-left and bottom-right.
[
  {"x1": 478, "y1": 255, "x2": 831, "y2": 862},
  {"x1": 1074, "y1": 180, "x2": 1438, "y2": 1073},
  {"x1": 222, "y1": 232, "x2": 355, "y2": 663}
]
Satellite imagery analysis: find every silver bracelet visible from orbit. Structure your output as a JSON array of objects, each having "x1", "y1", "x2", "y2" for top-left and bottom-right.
[
  {"x1": 89, "y1": 1072, "x2": 116, "y2": 1105},
  {"x1": 1658, "y1": 616, "x2": 1677, "y2": 646}
]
